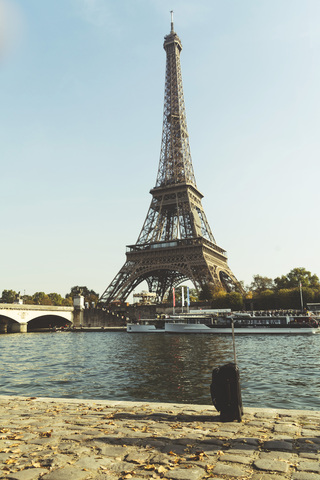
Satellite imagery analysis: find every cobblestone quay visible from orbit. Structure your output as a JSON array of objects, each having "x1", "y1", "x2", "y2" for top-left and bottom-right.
[{"x1": 0, "y1": 395, "x2": 320, "y2": 480}]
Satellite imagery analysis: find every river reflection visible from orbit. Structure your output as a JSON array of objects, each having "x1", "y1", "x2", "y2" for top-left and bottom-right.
[
  {"x1": 122, "y1": 334, "x2": 233, "y2": 404},
  {"x1": 0, "y1": 332, "x2": 319, "y2": 410}
]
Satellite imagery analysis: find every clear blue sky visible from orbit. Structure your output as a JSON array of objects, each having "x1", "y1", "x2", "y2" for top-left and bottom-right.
[{"x1": 1, "y1": 0, "x2": 320, "y2": 298}]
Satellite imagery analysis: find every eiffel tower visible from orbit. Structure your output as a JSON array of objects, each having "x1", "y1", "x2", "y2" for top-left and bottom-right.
[{"x1": 99, "y1": 14, "x2": 240, "y2": 305}]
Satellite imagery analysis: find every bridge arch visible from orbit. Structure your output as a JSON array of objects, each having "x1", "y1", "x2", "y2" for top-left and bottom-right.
[
  {"x1": 0, "y1": 316, "x2": 22, "y2": 334},
  {"x1": 28, "y1": 314, "x2": 72, "y2": 331},
  {"x1": 0, "y1": 304, "x2": 74, "y2": 333}
]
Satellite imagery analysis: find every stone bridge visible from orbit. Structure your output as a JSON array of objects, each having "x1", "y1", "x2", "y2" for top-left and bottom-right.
[{"x1": 0, "y1": 304, "x2": 76, "y2": 333}]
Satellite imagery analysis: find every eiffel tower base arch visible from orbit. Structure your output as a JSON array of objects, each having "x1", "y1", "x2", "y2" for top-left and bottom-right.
[{"x1": 99, "y1": 238, "x2": 240, "y2": 305}]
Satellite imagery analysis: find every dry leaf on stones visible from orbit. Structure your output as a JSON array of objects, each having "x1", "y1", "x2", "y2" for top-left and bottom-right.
[
  {"x1": 156, "y1": 465, "x2": 167, "y2": 474},
  {"x1": 39, "y1": 430, "x2": 53, "y2": 437}
]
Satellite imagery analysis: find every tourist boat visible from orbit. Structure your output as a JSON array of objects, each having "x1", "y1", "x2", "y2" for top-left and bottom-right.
[
  {"x1": 164, "y1": 313, "x2": 320, "y2": 334},
  {"x1": 127, "y1": 312, "x2": 320, "y2": 334},
  {"x1": 126, "y1": 321, "x2": 165, "y2": 333}
]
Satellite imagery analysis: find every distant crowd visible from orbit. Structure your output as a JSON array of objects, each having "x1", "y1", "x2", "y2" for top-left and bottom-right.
[{"x1": 243, "y1": 309, "x2": 311, "y2": 317}]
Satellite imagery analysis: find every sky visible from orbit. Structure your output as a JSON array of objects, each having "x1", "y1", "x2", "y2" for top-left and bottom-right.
[{"x1": 1, "y1": 0, "x2": 320, "y2": 299}]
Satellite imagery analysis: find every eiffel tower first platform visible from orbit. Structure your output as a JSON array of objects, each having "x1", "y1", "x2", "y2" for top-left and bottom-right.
[{"x1": 99, "y1": 15, "x2": 241, "y2": 305}]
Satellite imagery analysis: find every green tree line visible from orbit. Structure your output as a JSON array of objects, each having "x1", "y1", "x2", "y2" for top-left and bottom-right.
[
  {"x1": 0, "y1": 286, "x2": 99, "y2": 307},
  {"x1": 197, "y1": 267, "x2": 320, "y2": 311},
  {"x1": 2, "y1": 268, "x2": 319, "y2": 311}
]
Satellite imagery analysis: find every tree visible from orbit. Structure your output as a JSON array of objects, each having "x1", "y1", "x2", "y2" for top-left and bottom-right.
[
  {"x1": 274, "y1": 275, "x2": 289, "y2": 290},
  {"x1": 254, "y1": 289, "x2": 276, "y2": 310},
  {"x1": 66, "y1": 286, "x2": 99, "y2": 307},
  {"x1": 211, "y1": 290, "x2": 243, "y2": 310},
  {"x1": 23, "y1": 295, "x2": 34, "y2": 305},
  {"x1": 250, "y1": 275, "x2": 274, "y2": 293},
  {"x1": 312, "y1": 287, "x2": 320, "y2": 304},
  {"x1": 61, "y1": 297, "x2": 73, "y2": 306},
  {"x1": 274, "y1": 268, "x2": 320, "y2": 290},
  {"x1": 226, "y1": 291, "x2": 244, "y2": 310},
  {"x1": 32, "y1": 292, "x2": 52, "y2": 305},
  {"x1": 188, "y1": 288, "x2": 199, "y2": 303},
  {"x1": 1, "y1": 290, "x2": 18, "y2": 303},
  {"x1": 48, "y1": 293, "x2": 64, "y2": 306},
  {"x1": 212, "y1": 292, "x2": 227, "y2": 308},
  {"x1": 199, "y1": 284, "x2": 215, "y2": 301},
  {"x1": 238, "y1": 280, "x2": 249, "y2": 293}
]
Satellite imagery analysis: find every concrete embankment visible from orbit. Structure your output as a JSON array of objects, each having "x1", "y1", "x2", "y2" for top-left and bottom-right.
[{"x1": 0, "y1": 395, "x2": 320, "y2": 480}]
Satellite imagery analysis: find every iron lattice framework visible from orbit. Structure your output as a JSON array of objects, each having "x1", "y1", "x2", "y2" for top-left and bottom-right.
[{"x1": 99, "y1": 18, "x2": 240, "y2": 305}]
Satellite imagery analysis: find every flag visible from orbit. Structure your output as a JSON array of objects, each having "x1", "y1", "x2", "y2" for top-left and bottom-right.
[
  {"x1": 173, "y1": 287, "x2": 175, "y2": 307},
  {"x1": 181, "y1": 287, "x2": 184, "y2": 306}
]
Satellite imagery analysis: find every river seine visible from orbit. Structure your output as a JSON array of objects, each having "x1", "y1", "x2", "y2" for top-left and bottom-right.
[{"x1": 0, "y1": 332, "x2": 319, "y2": 410}]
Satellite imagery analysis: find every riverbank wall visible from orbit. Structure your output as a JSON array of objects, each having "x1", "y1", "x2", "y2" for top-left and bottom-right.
[
  {"x1": 82, "y1": 302, "x2": 210, "y2": 327},
  {"x1": 1, "y1": 394, "x2": 320, "y2": 479}
]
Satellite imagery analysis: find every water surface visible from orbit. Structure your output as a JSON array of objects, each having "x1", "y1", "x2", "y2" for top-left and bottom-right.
[{"x1": 0, "y1": 332, "x2": 319, "y2": 410}]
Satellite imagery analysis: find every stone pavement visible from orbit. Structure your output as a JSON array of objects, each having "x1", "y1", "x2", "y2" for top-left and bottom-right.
[{"x1": 0, "y1": 395, "x2": 320, "y2": 480}]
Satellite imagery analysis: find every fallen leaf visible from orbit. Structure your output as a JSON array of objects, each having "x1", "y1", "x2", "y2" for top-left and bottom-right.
[
  {"x1": 39, "y1": 430, "x2": 53, "y2": 438},
  {"x1": 156, "y1": 465, "x2": 167, "y2": 474},
  {"x1": 189, "y1": 451, "x2": 208, "y2": 461},
  {"x1": 103, "y1": 414, "x2": 115, "y2": 419},
  {"x1": 10, "y1": 449, "x2": 21, "y2": 454}
]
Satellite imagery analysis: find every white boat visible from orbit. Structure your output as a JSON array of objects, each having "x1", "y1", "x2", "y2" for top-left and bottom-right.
[
  {"x1": 127, "y1": 321, "x2": 165, "y2": 333},
  {"x1": 164, "y1": 313, "x2": 320, "y2": 334},
  {"x1": 127, "y1": 312, "x2": 320, "y2": 334}
]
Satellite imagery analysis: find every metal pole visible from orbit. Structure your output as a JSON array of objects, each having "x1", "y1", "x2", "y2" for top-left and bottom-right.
[
  {"x1": 231, "y1": 318, "x2": 237, "y2": 364},
  {"x1": 300, "y1": 282, "x2": 304, "y2": 312},
  {"x1": 181, "y1": 286, "x2": 184, "y2": 313},
  {"x1": 187, "y1": 287, "x2": 190, "y2": 313}
]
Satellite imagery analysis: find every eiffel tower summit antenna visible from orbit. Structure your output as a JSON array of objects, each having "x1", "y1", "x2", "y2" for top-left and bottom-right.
[
  {"x1": 170, "y1": 10, "x2": 174, "y2": 32},
  {"x1": 99, "y1": 17, "x2": 241, "y2": 306}
]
